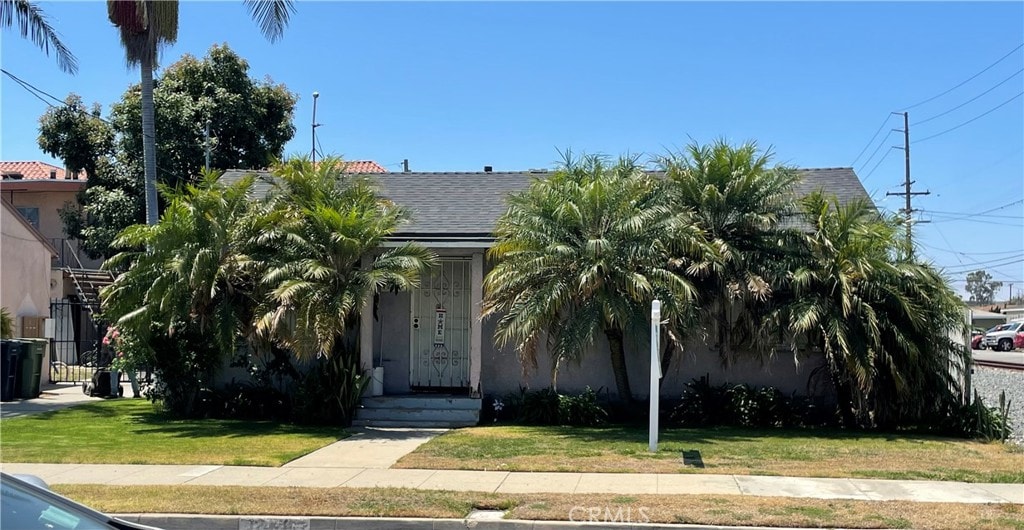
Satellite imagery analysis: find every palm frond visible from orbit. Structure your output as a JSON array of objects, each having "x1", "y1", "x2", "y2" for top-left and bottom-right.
[{"x1": 1, "y1": 0, "x2": 78, "y2": 74}]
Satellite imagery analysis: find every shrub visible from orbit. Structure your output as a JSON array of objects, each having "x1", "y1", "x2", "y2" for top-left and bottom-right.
[
  {"x1": 145, "y1": 322, "x2": 222, "y2": 417},
  {"x1": 558, "y1": 387, "x2": 608, "y2": 426},
  {"x1": 671, "y1": 374, "x2": 834, "y2": 429},
  {"x1": 292, "y1": 348, "x2": 367, "y2": 426},
  {"x1": 940, "y1": 390, "x2": 1013, "y2": 442},
  {"x1": 498, "y1": 387, "x2": 609, "y2": 426},
  {"x1": 212, "y1": 380, "x2": 291, "y2": 421}
]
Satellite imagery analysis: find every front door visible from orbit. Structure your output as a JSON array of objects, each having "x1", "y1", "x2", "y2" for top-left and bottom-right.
[{"x1": 410, "y1": 259, "x2": 471, "y2": 389}]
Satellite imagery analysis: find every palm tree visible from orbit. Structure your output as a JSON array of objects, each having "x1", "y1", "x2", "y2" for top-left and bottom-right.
[
  {"x1": 101, "y1": 171, "x2": 260, "y2": 414},
  {"x1": 483, "y1": 154, "x2": 703, "y2": 402},
  {"x1": 781, "y1": 191, "x2": 970, "y2": 428},
  {"x1": 254, "y1": 157, "x2": 435, "y2": 361},
  {"x1": 107, "y1": 0, "x2": 295, "y2": 225},
  {"x1": 659, "y1": 140, "x2": 802, "y2": 362},
  {"x1": 1, "y1": 0, "x2": 78, "y2": 74}
]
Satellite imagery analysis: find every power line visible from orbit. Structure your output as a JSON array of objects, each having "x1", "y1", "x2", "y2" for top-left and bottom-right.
[
  {"x1": 927, "y1": 217, "x2": 1022, "y2": 227},
  {"x1": 922, "y1": 199, "x2": 1023, "y2": 224},
  {"x1": 2, "y1": 68, "x2": 179, "y2": 182},
  {"x1": 856, "y1": 129, "x2": 895, "y2": 173},
  {"x1": 913, "y1": 91, "x2": 1024, "y2": 144},
  {"x1": 923, "y1": 210, "x2": 1022, "y2": 220},
  {"x1": 917, "y1": 242, "x2": 1024, "y2": 257},
  {"x1": 861, "y1": 146, "x2": 896, "y2": 183},
  {"x1": 850, "y1": 114, "x2": 894, "y2": 166},
  {"x1": 944, "y1": 256, "x2": 1024, "y2": 273},
  {"x1": 915, "y1": 68, "x2": 1024, "y2": 125},
  {"x1": 901, "y1": 43, "x2": 1024, "y2": 111}
]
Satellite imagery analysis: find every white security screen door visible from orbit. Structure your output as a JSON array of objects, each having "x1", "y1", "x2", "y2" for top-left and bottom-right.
[{"x1": 410, "y1": 259, "x2": 471, "y2": 389}]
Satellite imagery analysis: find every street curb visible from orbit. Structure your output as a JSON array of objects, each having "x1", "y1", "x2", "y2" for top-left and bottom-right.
[{"x1": 114, "y1": 513, "x2": 867, "y2": 530}]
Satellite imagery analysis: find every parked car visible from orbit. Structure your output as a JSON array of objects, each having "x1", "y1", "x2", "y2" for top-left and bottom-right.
[
  {"x1": 971, "y1": 329, "x2": 987, "y2": 350},
  {"x1": 1, "y1": 472, "x2": 162, "y2": 530},
  {"x1": 982, "y1": 321, "x2": 1024, "y2": 351}
]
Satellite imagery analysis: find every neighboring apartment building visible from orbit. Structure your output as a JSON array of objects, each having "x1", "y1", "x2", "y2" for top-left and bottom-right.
[
  {"x1": 0, "y1": 161, "x2": 98, "y2": 270},
  {"x1": 1, "y1": 161, "x2": 109, "y2": 384}
]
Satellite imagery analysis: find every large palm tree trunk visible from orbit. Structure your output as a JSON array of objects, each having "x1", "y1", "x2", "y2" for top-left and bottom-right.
[
  {"x1": 605, "y1": 328, "x2": 633, "y2": 403},
  {"x1": 141, "y1": 53, "x2": 159, "y2": 225}
]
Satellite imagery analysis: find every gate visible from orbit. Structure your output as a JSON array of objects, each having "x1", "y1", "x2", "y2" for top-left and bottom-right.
[{"x1": 49, "y1": 298, "x2": 107, "y2": 383}]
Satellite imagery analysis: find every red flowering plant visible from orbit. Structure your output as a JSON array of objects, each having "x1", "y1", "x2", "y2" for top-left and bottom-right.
[{"x1": 102, "y1": 325, "x2": 149, "y2": 372}]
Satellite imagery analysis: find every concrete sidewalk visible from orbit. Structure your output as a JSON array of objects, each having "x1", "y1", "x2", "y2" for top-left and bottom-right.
[{"x1": 2, "y1": 462, "x2": 1021, "y2": 504}]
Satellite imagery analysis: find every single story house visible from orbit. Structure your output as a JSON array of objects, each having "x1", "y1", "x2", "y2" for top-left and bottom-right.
[
  {"x1": 971, "y1": 309, "x2": 1008, "y2": 331},
  {"x1": 221, "y1": 166, "x2": 871, "y2": 425}
]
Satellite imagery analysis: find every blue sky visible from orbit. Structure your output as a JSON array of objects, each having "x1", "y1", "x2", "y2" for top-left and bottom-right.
[{"x1": 2, "y1": 1, "x2": 1022, "y2": 299}]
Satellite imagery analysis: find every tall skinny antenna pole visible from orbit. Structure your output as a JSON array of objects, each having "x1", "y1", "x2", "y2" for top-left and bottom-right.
[
  {"x1": 312, "y1": 91, "x2": 320, "y2": 165},
  {"x1": 204, "y1": 119, "x2": 211, "y2": 171}
]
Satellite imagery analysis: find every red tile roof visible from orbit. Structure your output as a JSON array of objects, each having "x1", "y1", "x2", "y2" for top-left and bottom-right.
[
  {"x1": 0, "y1": 161, "x2": 86, "y2": 181},
  {"x1": 342, "y1": 160, "x2": 387, "y2": 173}
]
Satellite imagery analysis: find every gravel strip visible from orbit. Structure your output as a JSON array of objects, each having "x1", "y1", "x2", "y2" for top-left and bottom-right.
[{"x1": 970, "y1": 365, "x2": 1024, "y2": 446}]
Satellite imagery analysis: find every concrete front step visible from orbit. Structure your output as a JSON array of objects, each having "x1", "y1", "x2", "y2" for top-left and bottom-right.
[
  {"x1": 354, "y1": 395, "x2": 482, "y2": 428},
  {"x1": 350, "y1": 418, "x2": 475, "y2": 428},
  {"x1": 360, "y1": 395, "x2": 481, "y2": 410},
  {"x1": 356, "y1": 407, "x2": 478, "y2": 422}
]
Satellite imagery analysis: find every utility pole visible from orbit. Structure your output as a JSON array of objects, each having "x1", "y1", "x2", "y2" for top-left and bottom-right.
[
  {"x1": 886, "y1": 111, "x2": 930, "y2": 258},
  {"x1": 311, "y1": 91, "x2": 321, "y2": 166},
  {"x1": 204, "y1": 119, "x2": 211, "y2": 171}
]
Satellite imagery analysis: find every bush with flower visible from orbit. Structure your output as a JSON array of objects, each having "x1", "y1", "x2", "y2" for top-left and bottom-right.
[{"x1": 102, "y1": 325, "x2": 151, "y2": 373}]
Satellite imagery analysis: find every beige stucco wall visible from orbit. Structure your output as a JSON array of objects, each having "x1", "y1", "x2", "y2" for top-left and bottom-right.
[
  {"x1": 4, "y1": 187, "x2": 101, "y2": 269},
  {"x1": 1, "y1": 205, "x2": 53, "y2": 337},
  {"x1": 371, "y1": 250, "x2": 830, "y2": 401}
]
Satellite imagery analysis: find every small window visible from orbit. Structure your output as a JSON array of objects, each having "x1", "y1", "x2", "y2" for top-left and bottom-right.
[{"x1": 16, "y1": 207, "x2": 40, "y2": 229}]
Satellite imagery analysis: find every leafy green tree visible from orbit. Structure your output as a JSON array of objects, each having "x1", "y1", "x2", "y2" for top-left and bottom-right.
[
  {"x1": 659, "y1": 140, "x2": 801, "y2": 362},
  {"x1": 36, "y1": 94, "x2": 138, "y2": 259},
  {"x1": 483, "y1": 154, "x2": 702, "y2": 402},
  {"x1": 109, "y1": 44, "x2": 297, "y2": 191},
  {"x1": 37, "y1": 94, "x2": 113, "y2": 179},
  {"x1": 965, "y1": 270, "x2": 1002, "y2": 304},
  {"x1": 0, "y1": 0, "x2": 77, "y2": 73},
  {"x1": 254, "y1": 157, "x2": 436, "y2": 361},
  {"x1": 39, "y1": 44, "x2": 296, "y2": 259},
  {"x1": 107, "y1": 0, "x2": 295, "y2": 225}
]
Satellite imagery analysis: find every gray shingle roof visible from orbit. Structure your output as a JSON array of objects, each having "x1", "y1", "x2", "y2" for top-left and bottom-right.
[{"x1": 221, "y1": 167, "x2": 870, "y2": 238}]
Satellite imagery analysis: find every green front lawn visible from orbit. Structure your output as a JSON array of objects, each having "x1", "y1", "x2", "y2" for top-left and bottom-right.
[
  {"x1": 395, "y1": 425, "x2": 1024, "y2": 483},
  {"x1": 0, "y1": 400, "x2": 345, "y2": 466}
]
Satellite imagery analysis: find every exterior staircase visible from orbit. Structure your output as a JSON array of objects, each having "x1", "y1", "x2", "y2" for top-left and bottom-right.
[
  {"x1": 65, "y1": 268, "x2": 115, "y2": 316},
  {"x1": 353, "y1": 395, "x2": 481, "y2": 428}
]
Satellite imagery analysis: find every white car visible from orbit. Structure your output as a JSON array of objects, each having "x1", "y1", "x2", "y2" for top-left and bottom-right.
[
  {"x1": 1, "y1": 472, "x2": 163, "y2": 530},
  {"x1": 982, "y1": 321, "x2": 1024, "y2": 351}
]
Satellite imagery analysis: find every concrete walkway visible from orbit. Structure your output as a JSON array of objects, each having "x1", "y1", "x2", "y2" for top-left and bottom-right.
[
  {"x1": 1, "y1": 461, "x2": 1021, "y2": 504},
  {"x1": 0, "y1": 383, "x2": 106, "y2": 419},
  {"x1": 285, "y1": 427, "x2": 447, "y2": 469}
]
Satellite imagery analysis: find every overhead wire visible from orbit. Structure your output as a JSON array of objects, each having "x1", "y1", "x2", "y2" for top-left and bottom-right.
[
  {"x1": 944, "y1": 258, "x2": 1024, "y2": 275},
  {"x1": 915, "y1": 68, "x2": 1024, "y2": 125},
  {"x1": 2, "y1": 68, "x2": 188, "y2": 183},
  {"x1": 850, "y1": 114, "x2": 894, "y2": 166},
  {"x1": 900, "y1": 43, "x2": 1024, "y2": 111},
  {"x1": 861, "y1": 146, "x2": 897, "y2": 183},
  {"x1": 856, "y1": 130, "x2": 895, "y2": 174},
  {"x1": 913, "y1": 91, "x2": 1024, "y2": 144}
]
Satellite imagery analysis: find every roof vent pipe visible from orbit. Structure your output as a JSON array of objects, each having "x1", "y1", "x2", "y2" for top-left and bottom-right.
[{"x1": 484, "y1": 166, "x2": 493, "y2": 173}]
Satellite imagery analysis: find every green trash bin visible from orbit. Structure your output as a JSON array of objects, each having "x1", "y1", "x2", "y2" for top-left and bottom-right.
[{"x1": 17, "y1": 339, "x2": 46, "y2": 399}]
